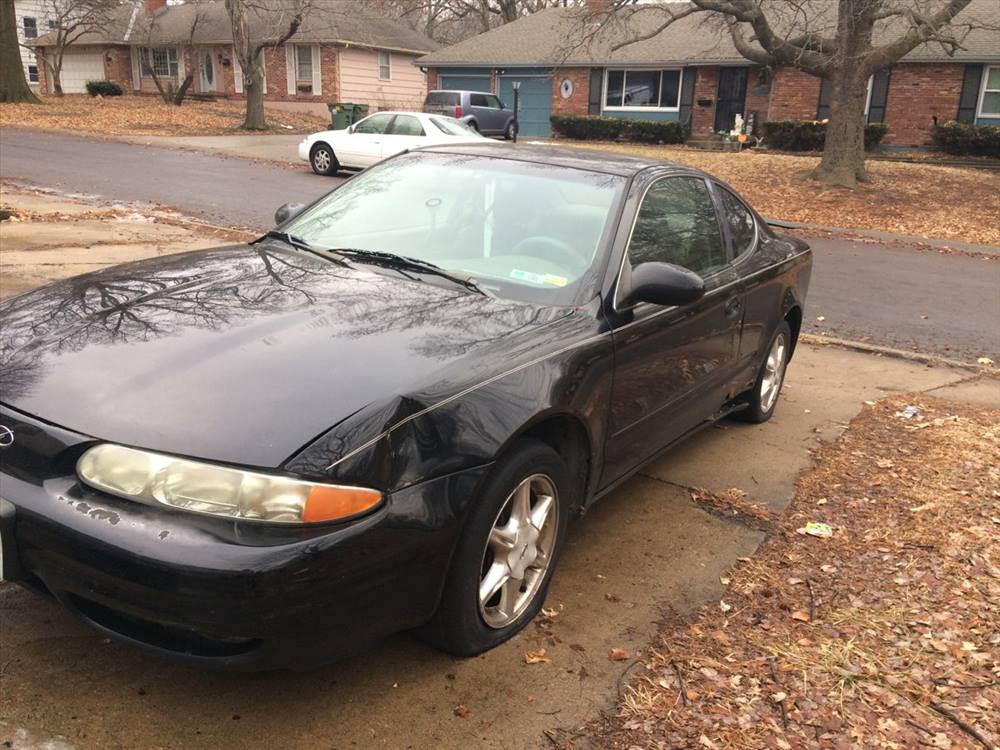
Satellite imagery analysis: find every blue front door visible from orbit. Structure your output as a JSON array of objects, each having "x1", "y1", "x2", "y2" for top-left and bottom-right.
[{"x1": 498, "y1": 76, "x2": 553, "y2": 137}]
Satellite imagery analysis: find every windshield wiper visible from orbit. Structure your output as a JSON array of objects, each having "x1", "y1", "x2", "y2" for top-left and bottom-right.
[
  {"x1": 257, "y1": 230, "x2": 316, "y2": 253},
  {"x1": 333, "y1": 248, "x2": 488, "y2": 296}
]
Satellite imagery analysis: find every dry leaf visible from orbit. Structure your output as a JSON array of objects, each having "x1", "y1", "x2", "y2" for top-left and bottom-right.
[
  {"x1": 524, "y1": 649, "x2": 551, "y2": 664},
  {"x1": 791, "y1": 610, "x2": 811, "y2": 622},
  {"x1": 609, "y1": 648, "x2": 630, "y2": 661},
  {"x1": 454, "y1": 705, "x2": 470, "y2": 718}
]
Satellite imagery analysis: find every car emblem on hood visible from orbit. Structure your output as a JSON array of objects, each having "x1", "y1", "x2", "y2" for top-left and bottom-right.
[{"x1": 0, "y1": 425, "x2": 13, "y2": 447}]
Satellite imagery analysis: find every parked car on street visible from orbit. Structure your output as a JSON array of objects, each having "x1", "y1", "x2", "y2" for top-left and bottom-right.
[
  {"x1": 0, "y1": 144, "x2": 811, "y2": 669},
  {"x1": 297, "y1": 111, "x2": 484, "y2": 175},
  {"x1": 424, "y1": 90, "x2": 517, "y2": 139}
]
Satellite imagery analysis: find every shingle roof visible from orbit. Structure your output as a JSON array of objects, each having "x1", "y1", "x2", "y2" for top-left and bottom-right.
[
  {"x1": 418, "y1": 0, "x2": 1000, "y2": 68},
  {"x1": 31, "y1": 0, "x2": 439, "y2": 54}
]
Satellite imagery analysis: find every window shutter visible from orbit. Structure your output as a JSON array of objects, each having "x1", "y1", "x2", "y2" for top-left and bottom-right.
[
  {"x1": 957, "y1": 64, "x2": 983, "y2": 123},
  {"x1": 867, "y1": 68, "x2": 890, "y2": 124},
  {"x1": 679, "y1": 67, "x2": 695, "y2": 129},
  {"x1": 816, "y1": 77, "x2": 831, "y2": 120},
  {"x1": 588, "y1": 68, "x2": 602, "y2": 115},
  {"x1": 130, "y1": 47, "x2": 140, "y2": 90},
  {"x1": 285, "y1": 44, "x2": 296, "y2": 95},
  {"x1": 312, "y1": 45, "x2": 321, "y2": 95},
  {"x1": 233, "y1": 53, "x2": 244, "y2": 94}
]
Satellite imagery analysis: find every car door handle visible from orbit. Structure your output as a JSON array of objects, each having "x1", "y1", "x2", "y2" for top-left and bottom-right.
[{"x1": 724, "y1": 297, "x2": 743, "y2": 318}]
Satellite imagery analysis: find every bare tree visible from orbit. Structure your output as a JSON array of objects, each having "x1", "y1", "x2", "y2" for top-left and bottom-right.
[
  {"x1": 1, "y1": 0, "x2": 41, "y2": 103},
  {"x1": 137, "y1": 1, "x2": 209, "y2": 106},
  {"x1": 224, "y1": 0, "x2": 313, "y2": 130},
  {"x1": 590, "y1": 0, "x2": 989, "y2": 188},
  {"x1": 30, "y1": 0, "x2": 119, "y2": 97},
  {"x1": 379, "y1": 0, "x2": 572, "y2": 40}
]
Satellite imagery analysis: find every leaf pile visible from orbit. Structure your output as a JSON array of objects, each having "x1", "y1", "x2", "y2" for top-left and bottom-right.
[
  {"x1": 587, "y1": 395, "x2": 1000, "y2": 750},
  {"x1": 557, "y1": 141, "x2": 1000, "y2": 246},
  {"x1": 0, "y1": 94, "x2": 328, "y2": 136}
]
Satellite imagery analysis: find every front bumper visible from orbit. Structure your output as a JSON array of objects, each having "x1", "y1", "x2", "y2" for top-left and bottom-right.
[
  {"x1": 0, "y1": 407, "x2": 490, "y2": 669},
  {"x1": 297, "y1": 138, "x2": 311, "y2": 162}
]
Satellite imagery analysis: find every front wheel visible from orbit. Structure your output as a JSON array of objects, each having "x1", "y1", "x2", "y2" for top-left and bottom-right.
[
  {"x1": 732, "y1": 321, "x2": 791, "y2": 423},
  {"x1": 504, "y1": 121, "x2": 516, "y2": 140},
  {"x1": 309, "y1": 143, "x2": 338, "y2": 176},
  {"x1": 419, "y1": 439, "x2": 570, "y2": 656}
]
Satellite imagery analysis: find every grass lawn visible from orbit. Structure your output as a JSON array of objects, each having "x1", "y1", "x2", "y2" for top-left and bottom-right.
[
  {"x1": 552, "y1": 141, "x2": 1000, "y2": 247},
  {"x1": 0, "y1": 94, "x2": 329, "y2": 137},
  {"x1": 582, "y1": 395, "x2": 1000, "y2": 750}
]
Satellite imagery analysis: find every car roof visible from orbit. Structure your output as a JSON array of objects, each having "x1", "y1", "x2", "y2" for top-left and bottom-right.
[{"x1": 416, "y1": 141, "x2": 688, "y2": 177}]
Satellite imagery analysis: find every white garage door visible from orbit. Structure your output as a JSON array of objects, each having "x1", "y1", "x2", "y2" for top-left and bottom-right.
[{"x1": 56, "y1": 52, "x2": 106, "y2": 94}]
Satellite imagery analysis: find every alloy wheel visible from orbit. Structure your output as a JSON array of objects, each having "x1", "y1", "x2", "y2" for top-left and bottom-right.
[
  {"x1": 313, "y1": 148, "x2": 332, "y2": 172},
  {"x1": 478, "y1": 474, "x2": 559, "y2": 629},
  {"x1": 760, "y1": 332, "x2": 787, "y2": 412}
]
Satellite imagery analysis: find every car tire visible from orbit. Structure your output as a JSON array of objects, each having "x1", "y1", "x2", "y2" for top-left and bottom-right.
[
  {"x1": 309, "y1": 143, "x2": 338, "y2": 176},
  {"x1": 732, "y1": 321, "x2": 792, "y2": 423},
  {"x1": 467, "y1": 120, "x2": 479, "y2": 133},
  {"x1": 419, "y1": 439, "x2": 570, "y2": 657},
  {"x1": 504, "y1": 121, "x2": 516, "y2": 140}
]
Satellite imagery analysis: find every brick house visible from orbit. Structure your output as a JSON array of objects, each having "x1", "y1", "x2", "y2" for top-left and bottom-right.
[
  {"x1": 416, "y1": 0, "x2": 999, "y2": 145},
  {"x1": 29, "y1": 0, "x2": 437, "y2": 115}
]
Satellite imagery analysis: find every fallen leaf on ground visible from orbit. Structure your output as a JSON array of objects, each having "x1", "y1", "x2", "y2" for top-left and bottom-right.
[
  {"x1": 524, "y1": 649, "x2": 551, "y2": 664},
  {"x1": 454, "y1": 705, "x2": 470, "y2": 718},
  {"x1": 609, "y1": 648, "x2": 630, "y2": 661}
]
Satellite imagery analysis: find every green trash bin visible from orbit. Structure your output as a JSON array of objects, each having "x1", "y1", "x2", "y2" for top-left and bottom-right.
[
  {"x1": 327, "y1": 102, "x2": 354, "y2": 130},
  {"x1": 350, "y1": 104, "x2": 370, "y2": 124}
]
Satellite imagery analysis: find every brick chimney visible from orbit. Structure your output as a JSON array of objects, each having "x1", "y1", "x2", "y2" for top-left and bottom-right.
[
  {"x1": 143, "y1": 0, "x2": 167, "y2": 15},
  {"x1": 585, "y1": 0, "x2": 612, "y2": 15}
]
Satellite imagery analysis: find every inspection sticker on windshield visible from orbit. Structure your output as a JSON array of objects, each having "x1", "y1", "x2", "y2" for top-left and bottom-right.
[{"x1": 510, "y1": 270, "x2": 568, "y2": 287}]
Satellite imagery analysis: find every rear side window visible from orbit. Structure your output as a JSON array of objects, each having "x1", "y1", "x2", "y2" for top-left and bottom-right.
[
  {"x1": 628, "y1": 176, "x2": 727, "y2": 276},
  {"x1": 425, "y1": 91, "x2": 460, "y2": 106},
  {"x1": 390, "y1": 115, "x2": 425, "y2": 136},
  {"x1": 717, "y1": 186, "x2": 757, "y2": 258}
]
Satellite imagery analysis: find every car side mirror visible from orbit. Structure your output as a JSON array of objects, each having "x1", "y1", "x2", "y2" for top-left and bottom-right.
[
  {"x1": 347, "y1": 124, "x2": 356, "y2": 134},
  {"x1": 625, "y1": 262, "x2": 705, "y2": 307},
  {"x1": 274, "y1": 202, "x2": 306, "y2": 226}
]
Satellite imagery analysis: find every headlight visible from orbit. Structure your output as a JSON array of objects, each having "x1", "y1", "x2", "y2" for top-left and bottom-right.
[{"x1": 77, "y1": 444, "x2": 382, "y2": 525}]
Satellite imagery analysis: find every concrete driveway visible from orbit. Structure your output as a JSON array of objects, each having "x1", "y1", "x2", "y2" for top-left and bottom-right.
[{"x1": 2, "y1": 189, "x2": 997, "y2": 749}]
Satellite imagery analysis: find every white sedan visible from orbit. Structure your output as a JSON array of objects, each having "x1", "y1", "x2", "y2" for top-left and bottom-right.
[{"x1": 298, "y1": 111, "x2": 485, "y2": 176}]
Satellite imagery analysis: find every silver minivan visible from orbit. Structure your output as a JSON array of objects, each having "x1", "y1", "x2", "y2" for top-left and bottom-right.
[{"x1": 424, "y1": 90, "x2": 517, "y2": 139}]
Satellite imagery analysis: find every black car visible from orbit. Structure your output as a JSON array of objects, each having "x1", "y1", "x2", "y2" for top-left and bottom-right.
[{"x1": 0, "y1": 144, "x2": 811, "y2": 669}]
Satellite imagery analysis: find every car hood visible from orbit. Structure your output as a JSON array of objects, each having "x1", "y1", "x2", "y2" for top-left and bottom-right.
[{"x1": 0, "y1": 243, "x2": 569, "y2": 468}]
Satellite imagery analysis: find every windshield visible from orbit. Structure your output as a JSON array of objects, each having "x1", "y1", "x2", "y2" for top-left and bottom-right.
[
  {"x1": 285, "y1": 152, "x2": 625, "y2": 305},
  {"x1": 430, "y1": 116, "x2": 480, "y2": 137}
]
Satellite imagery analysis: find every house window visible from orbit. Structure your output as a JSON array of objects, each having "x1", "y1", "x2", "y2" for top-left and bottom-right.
[
  {"x1": 28, "y1": 65, "x2": 39, "y2": 83},
  {"x1": 378, "y1": 50, "x2": 391, "y2": 81},
  {"x1": 145, "y1": 47, "x2": 179, "y2": 78},
  {"x1": 22, "y1": 17, "x2": 37, "y2": 38},
  {"x1": 295, "y1": 45, "x2": 314, "y2": 94},
  {"x1": 604, "y1": 69, "x2": 681, "y2": 111},
  {"x1": 48, "y1": 19, "x2": 59, "y2": 29},
  {"x1": 979, "y1": 65, "x2": 1000, "y2": 117}
]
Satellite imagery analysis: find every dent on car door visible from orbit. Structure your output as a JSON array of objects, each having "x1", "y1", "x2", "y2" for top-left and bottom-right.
[
  {"x1": 602, "y1": 175, "x2": 742, "y2": 484},
  {"x1": 341, "y1": 113, "x2": 395, "y2": 167},
  {"x1": 713, "y1": 182, "x2": 790, "y2": 381}
]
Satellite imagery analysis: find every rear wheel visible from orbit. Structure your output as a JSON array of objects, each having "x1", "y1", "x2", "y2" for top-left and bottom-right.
[
  {"x1": 467, "y1": 120, "x2": 480, "y2": 133},
  {"x1": 732, "y1": 321, "x2": 791, "y2": 423},
  {"x1": 309, "y1": 143, "x2": 338, "y2": 176},
  {"x1": 420, "y1": 439, "x2": 570, "y2": 656}
]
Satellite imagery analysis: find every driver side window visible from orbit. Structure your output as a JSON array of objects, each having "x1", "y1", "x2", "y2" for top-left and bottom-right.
[
  {"x1": 628, "y1": 176, "x2": 726, "y2": 276},
  {"x1": 354, "y1": 113, "x2": 394, "y2": 135}
]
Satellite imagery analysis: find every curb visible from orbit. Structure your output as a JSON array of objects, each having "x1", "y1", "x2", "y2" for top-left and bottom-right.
[
  {"x1": 800, "y1": 334, "x2": 985, "y2": 371},
  {"x1": 766, "y1": 219, "x2": 1000, "y2": 255}
]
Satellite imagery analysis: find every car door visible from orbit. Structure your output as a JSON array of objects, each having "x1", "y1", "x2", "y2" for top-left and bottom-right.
[
  {"x1": 482, "y1": 94, "x2": 505, "y2": 132},
  {"x1": 337, "y1": 113, "x2": 395, "y2": 168},
  {"x1": 602, "y1": 174, "x2": 743, "y2": 483},
  {"x1": 379, "y1": 114, "x2": 427, "y2": 159},
  {"x1": 468, "y1": 93, "x2": 496, "y2": 133}
]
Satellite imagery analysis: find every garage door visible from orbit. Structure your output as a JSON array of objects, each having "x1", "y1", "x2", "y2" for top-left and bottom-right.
[
  {"x1": 498, "y1": 76, "x2": 552, "y2": 137},
  {"x1": 57, "y1": 52, "x2": 106, "y2": 94},
  {"x1": 438, "y1": 75, "x2": 492, "y2": 93}
]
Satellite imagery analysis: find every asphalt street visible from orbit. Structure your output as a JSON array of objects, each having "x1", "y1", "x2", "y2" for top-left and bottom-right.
[{"x1": 2, "y1": 128, "x2": 997, "y2": 361}]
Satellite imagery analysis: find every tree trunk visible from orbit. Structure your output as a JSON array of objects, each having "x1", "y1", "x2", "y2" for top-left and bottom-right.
[
  {"x1": 243, "y1": 64, "x2": 266, "y2": 130},
  {"x1": 0, "y1": 1, "x2": 40, "y2": 103},
  {"x1": 811, "y1": 66, "x2": 870, "y2": 188},
  {"x1": 173, "y1": 74, "x2": 194, "y2": 105},
  {"x1": 51, "y1": 60, "x2": 64, "y2": 97}
]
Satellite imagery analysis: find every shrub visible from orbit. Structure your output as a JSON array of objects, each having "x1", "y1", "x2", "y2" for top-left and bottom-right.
[
  {"x1": 761, "y1": 120, "x2": 888, "y2": 151},
  {"x1": 85, "y1": 80, "x2": 123, "y2": 97},
  {"x1": 930, "y1": 121, "x2": 1000, "y2": 158},
  {"x1": 550, "y1": 114, "x2": 685, "y2": 144}
]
